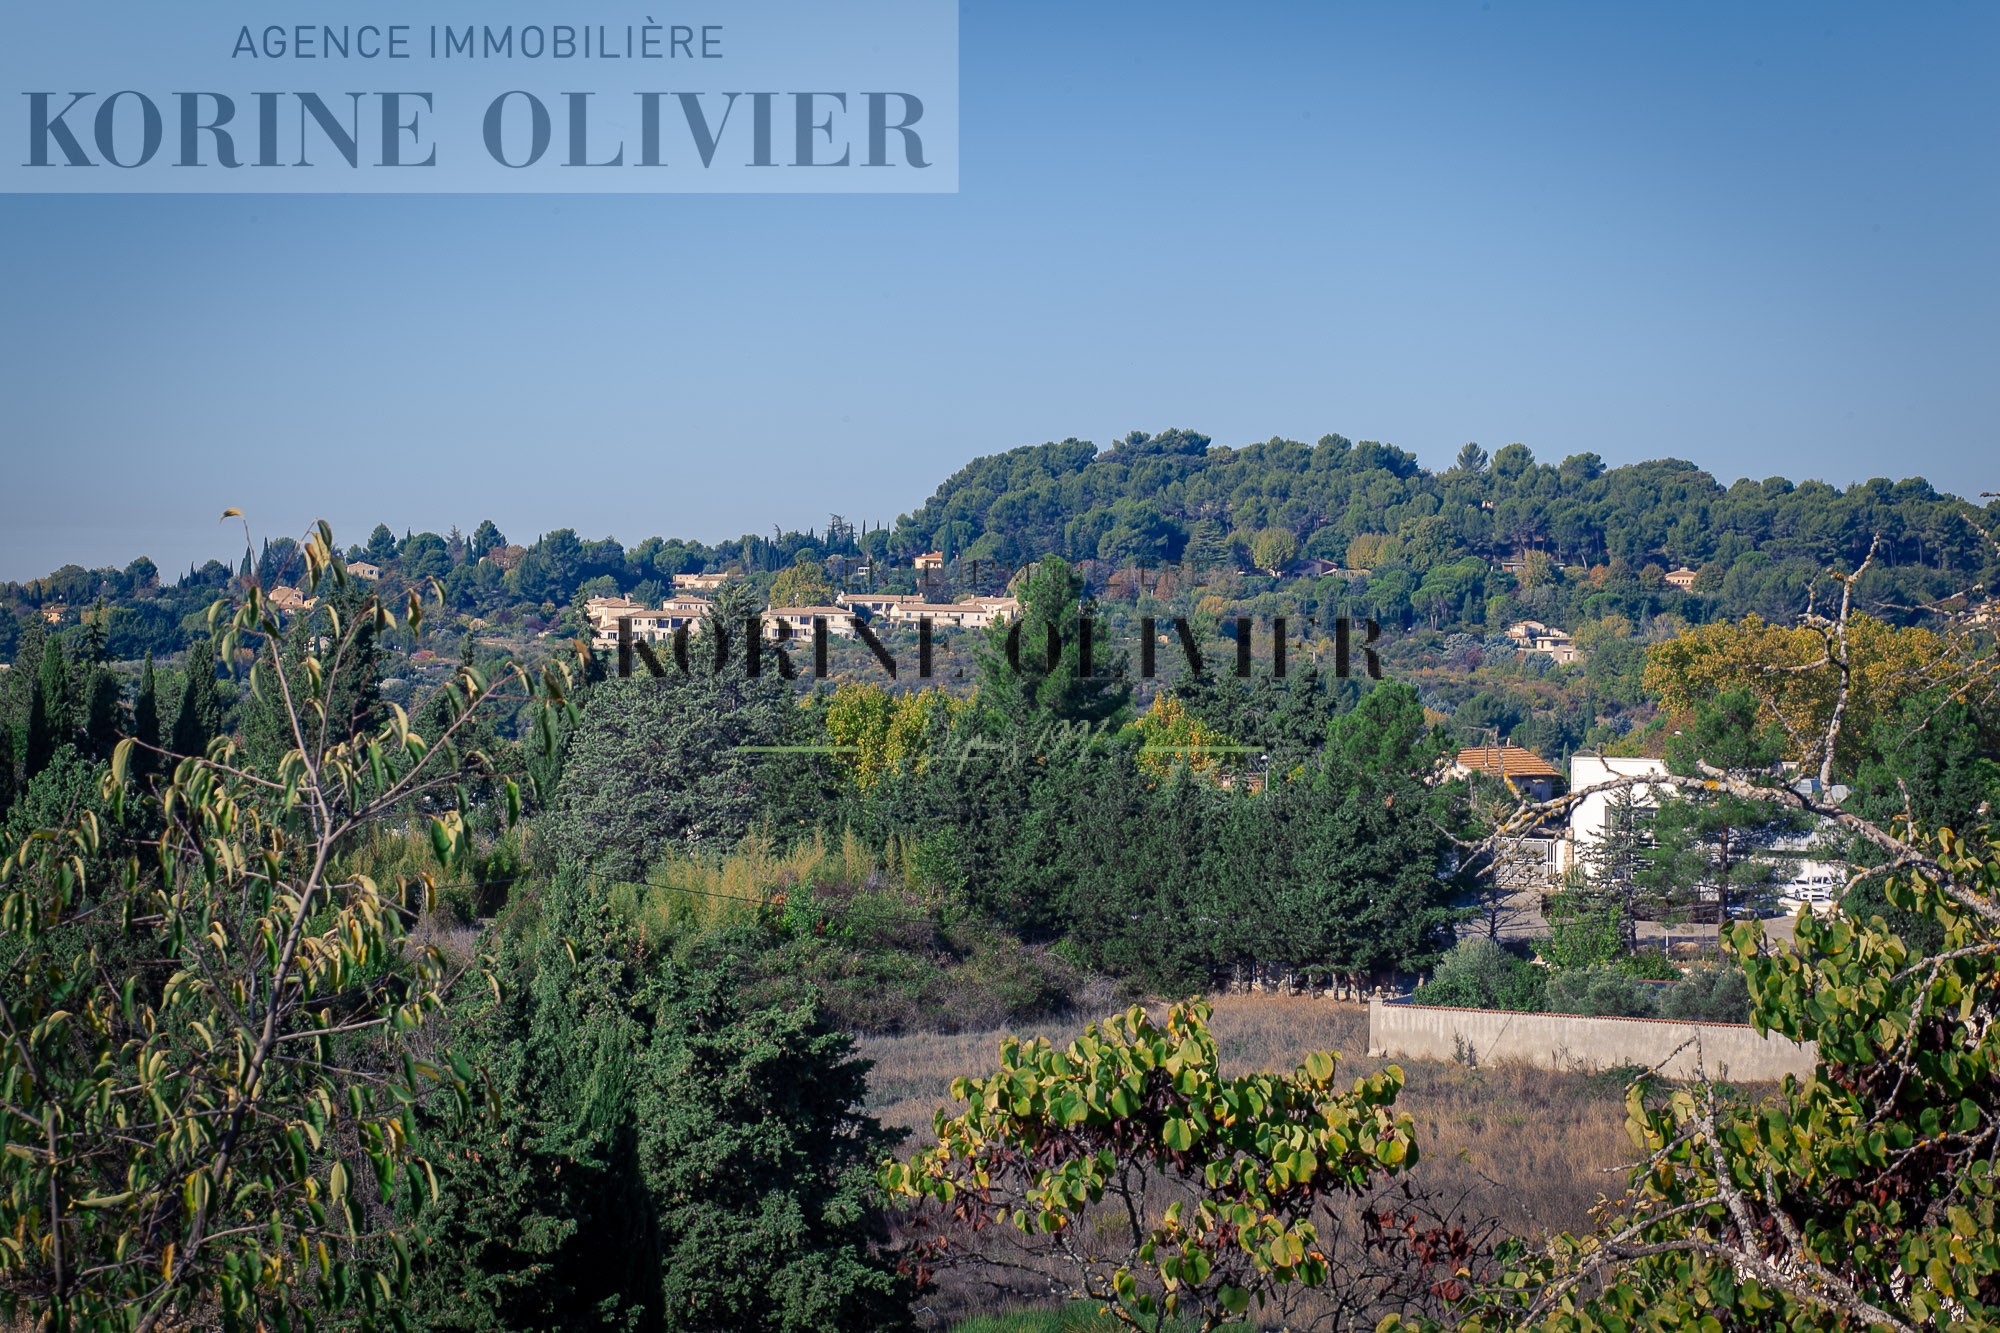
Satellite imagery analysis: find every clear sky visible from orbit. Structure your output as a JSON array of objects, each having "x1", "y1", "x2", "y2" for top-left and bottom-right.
[{"x1": 1, "y1": 0, "x2": 1995, "y2": 581}]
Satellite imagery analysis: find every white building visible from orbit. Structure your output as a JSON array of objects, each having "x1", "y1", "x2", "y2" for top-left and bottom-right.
[{"x1": 1563, "y1": 755, "x2": 1669, "y2": 876}]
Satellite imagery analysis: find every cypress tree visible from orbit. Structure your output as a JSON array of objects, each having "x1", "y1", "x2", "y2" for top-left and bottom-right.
[
  {"x1": 76, "y1": 614, "x2": 120, "y2": 762},
  {"x1": 171, "y1": 637, "x2": 222, "y2": 758},
  {"x1": 81, "y1": 666, "x2": 121, "y2": 761},
  {"x1": 0, "y1": 726, "x2": 14, "y2": 818},
  {"x1": 132, "y1": 652, "x2": 160, "y2": 777},
  {"x1": 25, "y1": 638, "x2": 66, "y2": 779}
]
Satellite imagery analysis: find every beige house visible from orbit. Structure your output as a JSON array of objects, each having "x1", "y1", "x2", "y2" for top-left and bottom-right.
[
  {"x1": 1664, "y1": 566, "x2": 1700, "y2": 592},
  {"x1": 267, "y1": 586, "x2": 317, "y2": 615},
  {"x1": 586, "y1": 595, "x2": 711, "y2": 647},
  {"x1": 1505, "y1": 619, "x2": 1583, "y2": 666},
  {"x1": 346, "y1": 561, "x2": 382, "y2": 581},
  {"x1": 673, "y1": 571, "x2": 734, "y2": 591},
  {"x1": 762, "y1": 607, "x2": 858, "y2": 640},
  {"x1": 836, "y1": 592, "x2": 927, "y2": 620},
  {"x1": 913, "y1": 551, "x2": 946, "y2": 572},
  {"x1": 885, "y1": 596, "x2": 1019, "y2": 631}
]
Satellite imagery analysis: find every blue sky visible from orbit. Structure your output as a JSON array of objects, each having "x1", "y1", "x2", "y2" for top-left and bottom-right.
[{"x1": 1, "y1": 0, "x2": 1995, "y2": 580}]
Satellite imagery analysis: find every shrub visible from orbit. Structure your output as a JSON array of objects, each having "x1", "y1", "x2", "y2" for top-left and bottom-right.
[
  {"x1": 1544, "y1": 966, "x2": 1657, "y2": 1018},
  {"x1": 1414, "y1": 937, "x2": 1547, "y2": 1012},
  {"x1": 1653, "y1": 962, "x2": 1750, "y2": 1022}
]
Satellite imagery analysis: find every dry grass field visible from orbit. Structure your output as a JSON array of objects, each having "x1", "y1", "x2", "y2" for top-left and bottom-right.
[{"x1": 859, "y1": 992, "x2": 1644, "y2": 1244}]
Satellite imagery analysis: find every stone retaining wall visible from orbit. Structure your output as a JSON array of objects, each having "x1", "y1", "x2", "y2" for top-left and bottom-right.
[{"x1": 1367, "y1": 998, "x2": 1816, "y2": 1081}]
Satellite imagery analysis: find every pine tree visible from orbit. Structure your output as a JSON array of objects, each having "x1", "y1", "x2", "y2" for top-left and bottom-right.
[
  {"x1": 410, "y1": 865, "x2": 660, "y2": 1331},
  {"x1": 366, "y1": 523, "x2": 399, "y2": 564},
  {"x1": 132, "y1": 652, "x2": 160, "y2": 778},
  {"x1": 1182, "y1": 517, "x2": 1230, "y2": 574},
  {"x1": 641, "y1": 968, "x2": 915, "y2": 1332},
  {"x1": 411, "y1": 867, "x2": 914, "y2": 1332},
  {"x1": 72, "y1": 611, "x2": 121, "y2": 762},
  {"x1": 171, "y1": 637, "x2": 223, "y2": 758},
  {"x1": 1571, "y1": 786, "x2": 1652, "y2": 948}
]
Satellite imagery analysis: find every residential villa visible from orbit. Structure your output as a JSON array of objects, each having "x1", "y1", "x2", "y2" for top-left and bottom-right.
[
  {"x1": 266, "y1": 586, "x2": 317, "y2": 615},
  {"x1": 913, "y1": 551, "x2": 947, "y2": 573},
  {"x1": 1561, "y1": 754, "x2": 1670, "y2": 878},
  {"x1": 1505, "y1": 619, "x2": 1583, "y2": 666},
  {"x1": 762, "y1": 606, "x2": 858, "y2": 640},
  {"x1": 885, "y1": 596, "x2": 1020, "y2": 631},
  {"x1": 1452, "y1": 744, "x2": 1568, "y2": 889},
  {"x1": 346, "y1": 561, "x2": 382, "y2": 581},
  {"x1": 1664, "y1": 566, "x2": 1700, "y2": 592},
  {"x1": 836, "y1": 592, "x2": 927, "y2": 621},
  {"x1": 1452, "y1": 743, "x2": 1563, "y2": 802},
  {"x1": 1297, "y1": 558, "x2": 1370, "y2": 578},
  {"x1": 673, "y1": 571, "x2": 734, "y2": 592},
  {"x1": 588, "y1": 591, "x2": 1021, "y2": 654},
  {"x1": 585, "y1": 594, "x2": 712, "y2": 648}
]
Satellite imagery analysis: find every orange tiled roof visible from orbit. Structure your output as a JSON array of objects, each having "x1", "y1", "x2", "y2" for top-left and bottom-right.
[{"x1": 1455, "y1": 744, "x2": 1561, "y2": 781}]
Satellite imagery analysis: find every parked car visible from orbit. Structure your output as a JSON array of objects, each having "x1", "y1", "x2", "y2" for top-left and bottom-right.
[{"x1": 1779, "y1": 871, "x2": 1838, "y2": 915}]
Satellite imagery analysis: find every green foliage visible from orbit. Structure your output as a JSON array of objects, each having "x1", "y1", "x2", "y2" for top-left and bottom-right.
[
  {"x1": 0, "y1": 526, "x2": 544, "y2": 1331},
  {"x1": 168, "y1": 634, "x2": 223, "y2": 758},
  {"x1": 130, "y1": 651, "x2": 160, "y2": 779},
  {"x1": 241, "y1": 586, "x2": 386, "y2": 771},
  {"x1": 24, "y1": 635, "x2": 62, "y2": 778},
  {"x1": 606, "y1": 832, "x2": 1084, "y2": 1034},
  {"x1": 1250, "y1": 527, "x2": 1299, "y2": 574},
  {"x1": 1650, "y1": 962, "x2": 1749, "y2": 1022},
  {"x1": 641, "y1": 967, "x2": 915, "y2": 1331},
  {"x1": 1542, "y1": 967, "x2": 1657, "y2": 1018},
  {"x1": 415, "y1": 866, "x2": 913, "y2": 1332},
  {"x1": 1401, "y1": 828, "x2": 2000, "y2": 1332},
  {"x1": 769, "y1": 560, "x2": 835, "y2": 608},
  {"x1": 1533, "y1": 904, "x2": 1625, "y2": 971},
  {"x1": 411, "y1": 864, "x2": 662, "y2": 1331},
  {"x1": 538, "y1": 667, "x2": 809, "y2": 882},
  {"x1": 1414, "y1": 939, "x2": 1548, "y2": 1013},
  {"x1": 972, "y1": 556, "x2": 1131, "y2": 733},
  {"x1": 884, "y1": 1000, "x2": 1418, "y2": 1332}
]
